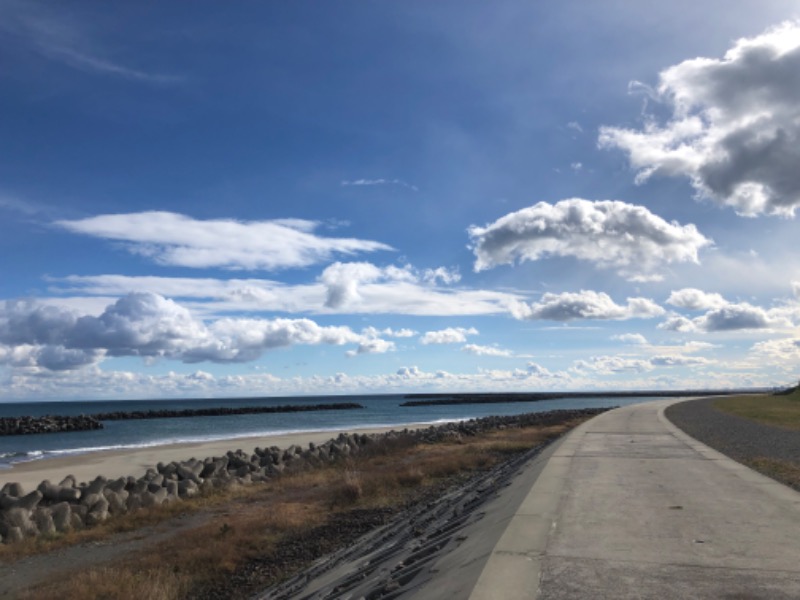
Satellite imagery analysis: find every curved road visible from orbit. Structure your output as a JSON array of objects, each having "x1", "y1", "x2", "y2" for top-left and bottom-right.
[{"x1": 469, "y1": 398, "x2": 800, "y2": 599}]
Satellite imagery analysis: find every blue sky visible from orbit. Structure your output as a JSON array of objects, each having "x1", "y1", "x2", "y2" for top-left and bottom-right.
[{"x1": 2, "y1": 0, "x2": 800, "y2": 401}]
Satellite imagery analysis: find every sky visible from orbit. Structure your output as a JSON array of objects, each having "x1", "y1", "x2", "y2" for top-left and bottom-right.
[{"x1": 2, "y1": 0, "x2": 800, "y2": 401}]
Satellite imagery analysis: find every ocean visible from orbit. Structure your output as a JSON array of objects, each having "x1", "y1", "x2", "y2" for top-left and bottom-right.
[{"x1": 0, "y1": 394, "x2": 663, "y2": 469}]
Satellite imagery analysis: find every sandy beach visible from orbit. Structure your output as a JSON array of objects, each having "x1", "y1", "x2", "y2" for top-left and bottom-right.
[{"x1": 0, "y1": 424, "x2": 425, "y2": 494}]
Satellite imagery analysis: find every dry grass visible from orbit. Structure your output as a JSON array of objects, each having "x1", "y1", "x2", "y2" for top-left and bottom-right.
[
  {"x1": 746, "y1": 457, "x2": 800, "y2": 490},
  {"x1": 12, "y1": 417, "x2": 588, "y2": 600},
  {"x1": 713, "y1": 389, "x2": 800, "y2": 431}
]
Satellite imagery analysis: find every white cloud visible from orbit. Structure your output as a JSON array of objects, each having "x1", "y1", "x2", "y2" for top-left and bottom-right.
[
  {"x1": 751, "y1": 337, "x2": 800, "y2": 362},
  {"x1": 469, "y1": 198, "x2": 710, "y2": 280},
  {"x1": 570, "y1": 162, "x2": 583, "y2": 171},
  {"x1": 0, "y1": 293, "x2": 380, "y2": 370},
  {"x1": 567, "y1": 121, "x2": 583, "y2": 134},
  {"x1": 51, "y1": 271, "x2": 523, "y2": 317},
  {"x1": 361, "y1": 326, "x2": 417, "y2": 339},
  {"x1": 659, "y1": 289, "x2": 799, "y2": 333},
  {"x1": 320, "y1": 262, "x2": 385, "y2": 309},
  {"x1": 422, "y1": 266, "x2": 461, "y2": 285},
  {"x1": 667, "y1": 288, "x2": 727, "y2": 310},
  {"x1": 695, "y1": 303, "x2": 775, "y2": 332},
  {"x1": 55, "y1": 212, "x2": 393, "y2": 271},
  {"x1": 0, "y1": 0, "x2": 178, "y2": 83},
  {"x1": 793, "y1": 281, "x2": 800, "y2": 298},
  {"x1": 658, "y1": 314, "x2": 698, "y2": 333},
  {"x1": 510, "y1": 290, "x2": 665, "y2": 321},
  {"x1": 462, "y1": 344, "x2": 513, "y2": 357},
  {"x1": 649, "y1": 355, "x2": 712, "y2": 367},
  {"x1": 341, "y1": 178, "x2": 419, "y2": 192},
  {"x1": 420, "y1": 327, "x2": 479, "y2": 345},
  {"x1": 574, "y1": 355, "x2": 654, "y2": 375},
  {"x1": 600, "y1": 21, "x2": 800, "y2": 216},
  {"x1": 574, "y1": 352, "x2": 712, "y2": 374},
  {"x1": 345, "y1": 338, "x2": 396, "y2": 357},
  {"x1": 612, "y1": 333, "x2": 648, "y2": 345}
]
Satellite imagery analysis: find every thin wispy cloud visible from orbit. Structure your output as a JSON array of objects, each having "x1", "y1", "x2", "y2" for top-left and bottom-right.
[
  {"x1": 341, "y1": 179, "x2": 419, "y2": 192},
  {"x1": 0, "y1": 0, "x2": 178, "y2": 83},
  {"x1": 55, "y1": 212, "x2": 393, "y2": 271}
]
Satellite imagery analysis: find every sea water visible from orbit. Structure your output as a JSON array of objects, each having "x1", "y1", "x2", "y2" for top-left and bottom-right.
[{"x1": 0, "y1": 394, "x2": 663, "y2": 468}]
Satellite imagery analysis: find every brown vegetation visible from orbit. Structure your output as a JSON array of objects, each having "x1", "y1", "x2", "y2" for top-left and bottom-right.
[{"x1": 9, "y1": 418, "x2": 587, "y2": 600}]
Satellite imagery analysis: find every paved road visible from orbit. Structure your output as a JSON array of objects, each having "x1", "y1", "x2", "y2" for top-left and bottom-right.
[{"x1": 469, "y1": 398, "x2": 800, "y2": 599}]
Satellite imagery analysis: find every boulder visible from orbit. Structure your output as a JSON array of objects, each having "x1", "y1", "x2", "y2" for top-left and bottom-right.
[
  {"x1": 33, "y1": 507, "x2": 56, "y2": 537},
  {"x1": 1, "y1": 482, "x2": 24, "y2": 497},
  {"x1": 51, "y1": 502, "x2": 72, "y2": 532}
]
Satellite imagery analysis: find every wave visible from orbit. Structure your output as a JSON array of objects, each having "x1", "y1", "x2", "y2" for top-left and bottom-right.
[{"x1": 0, "y1": 417, "x2": 469, "y2": 469}]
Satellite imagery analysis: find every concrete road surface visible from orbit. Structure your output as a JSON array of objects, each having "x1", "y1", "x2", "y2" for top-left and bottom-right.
[{"x1": 469, "y1": 398, "x2": 800, "y2": 599}]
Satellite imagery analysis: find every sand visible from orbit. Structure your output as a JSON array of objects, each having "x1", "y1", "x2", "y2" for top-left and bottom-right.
[{"x1": 0, "y1": 424, "x2": 426, "y2": 494}]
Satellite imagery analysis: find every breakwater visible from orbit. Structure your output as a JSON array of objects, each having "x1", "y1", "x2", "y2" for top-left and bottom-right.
[
  {"x1": 0, "y1": 403, "x2": 364, "y2": 437},
  {"x1": 0, "y1": 407, "x2": 609, "y2": 544},
  {"x1": 400, "y1": 390, "x2": 737, "y2": 407},
  {"x1": 0, "y1": 416, "x2": 103, "y2": 437}
]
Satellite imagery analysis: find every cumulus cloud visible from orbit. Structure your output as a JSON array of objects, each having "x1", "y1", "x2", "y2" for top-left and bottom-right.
[
  {"x1": 0, "y1": 293, "x2": 377, "y2": 370},
  {"x1": 660, "y1": 289, "x2": 798, "y2": 333},
  {"x1": 419, "y1": 327, "x2": 479, "y2": 345},
  {"x1": 751, "y1": 337, "x2": 800, "y2": 362},
  {"x1": 695, "y1": 303, "x2": 774, "y2": 332},
  {"x1": 422, "y1": 267, "x2": 461, "y2": 285},
  {"x1": 462, "y1": 344, "x2": 514, "y2": 357},
  {"x1": 599, "y1": 21, "x2": 800, "y2": 216},
  {"x1": 612, "y1": 333, "x2": 648, "y2": 345},
  {"x1": 574, "y1": 355, "x2": 654, "y2": 375},
  {"x1": 649, "y1": 355, "x2": 712, "y2": 367},
  {"x1": 345, "y1": 338, "x2": 396, "y2": 357},
  {"x1": 658, "y1": 314, "x2": 697, "y2": 333},
  {"x1": 510, "y1": 290, "x2": 665, "y2": 321},
  {"x1": 55, "y1": 212, "x2": 392, "y2": 271},
  {"x1": 574, "y1": 353, "x2": 711, "y2": 374},
  {"x1": 468, "y1": 198, "x2": 710, "y2": 280},
  {"x1": 667, "y1": 288, "x2": 727, "y2": 310}
]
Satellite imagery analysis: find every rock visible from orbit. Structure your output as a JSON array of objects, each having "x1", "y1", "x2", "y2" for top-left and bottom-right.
[
  {"x1": 16, "y1": 490, "x2": 43, "y2": 511},
  {"x1": 4, "y1": 507, "x2": 38, "y2": 537},
  {"x1": 177, "y1": 479, "x2": 199, "y2": 499},
  {"x1": 126, "y1": 493, "x2": 143, "y2": 512},
  {"x1": 200, "y1": 456, "x2": 228, "y2": 479},
  {"x1": 4, "y1": 526, "x2": 23, "y2": 543},
  {"x1": 104, "y1": 490, "x2": 128, "y2": 515},
  {"x1": 105, "y1": 477, "x2": 127, "y2": 494},
  {"x1": 1, "y1": 482, "x2": 24, "y2": 497},
  {"x1": 51, "y1": 502, "x2": 72, "y2": 532},
  {"x1": 58, "y1": 475, "x2": 77, "y2": 488},
  {"x1": 164, "y1": 480, "x2": 179, "y2": 499},
  {"x1": 80, "y1": 492, "x2": 102, "y2": 508},
  {"x1": 86, "y1": 497, "x2": 109, "y2": 526},
  {"x1": 38, "y1": 480, "x2": 71, "y2": 502},
  {"x1": 33, "y1": 507, "x2": 56, "y2": 537},
  {"x1": 176, "y1": 463, "x2": 202, "y2": 484}
]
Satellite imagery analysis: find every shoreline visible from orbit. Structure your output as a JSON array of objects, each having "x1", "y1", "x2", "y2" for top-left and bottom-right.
[{"x1": 0, "y1": 423, "x2": 436, "y2": 494}]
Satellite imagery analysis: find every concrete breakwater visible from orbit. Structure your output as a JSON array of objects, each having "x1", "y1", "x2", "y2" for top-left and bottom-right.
[
  {"x1": 0, "y1": 407, "x2": 609, "y2": 544},
  {"x1": 0, "y1": 416, "x2": 103, "y2": 437},
  {"x1": 0, "y1": 403, "x2": 364, "y2": 437}
]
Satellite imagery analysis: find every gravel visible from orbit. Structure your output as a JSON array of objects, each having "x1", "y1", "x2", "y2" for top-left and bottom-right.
[{"x1": 665, "y1": 397, "x2": 800, "y2": 488}]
